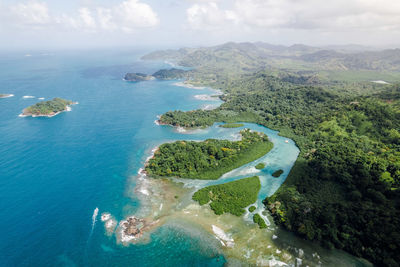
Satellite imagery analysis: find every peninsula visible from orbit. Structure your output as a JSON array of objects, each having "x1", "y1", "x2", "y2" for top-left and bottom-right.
[
  {"x1": 20, "y1": 97, "x2": 76, "y2": 117},
  {"x1": 145, "y1": 129, "x2": 273, "y2": 180},
  {"x1": 124, "y1": 73, "x2": 154, "y2": 82}
]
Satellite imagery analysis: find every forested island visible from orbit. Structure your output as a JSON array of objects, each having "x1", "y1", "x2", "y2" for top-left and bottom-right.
[
  {"x1": 143, "y1": 42, "x2": 400, "y2": 266},
  {"x1": 0, "y1": 94, "x2": 13, "y2": 98},
  {"x1": 219, "y1": 123, "x2": 244, "y2": 128},
  {"x1": 271, "y1": 169, "x2": 284, "y2": 177},
  {"x1": 145, "y1": 129, "x2": 273, "y2": 179},
  {"x1": 255, "y1": 163, "x2": 266, "y2": 170},
  {"x1": 192, "y1": 176, "x2": 261, "y2": 216},
  {"x1": 21, "y1": 98, "x2": 76, "y2": 117}
]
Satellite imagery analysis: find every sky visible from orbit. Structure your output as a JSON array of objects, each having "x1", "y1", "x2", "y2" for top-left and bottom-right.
[{"x1": 1, "y1": 0, "x2": 400, "y2": 49}]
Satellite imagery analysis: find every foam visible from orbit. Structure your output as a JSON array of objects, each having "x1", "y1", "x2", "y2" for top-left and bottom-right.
[
  {"x1": 212, "y1": 225, "x2": 234, "y2": 247},
  {"x1": 176, "y1": 126, "x2": 186, "y2": 133},
  {"x1": 372, "y1": 80, "x2": 389, "y2": 84},
  {"x1": 101, "y1": 213, "x2": 111, "y2": 222}
]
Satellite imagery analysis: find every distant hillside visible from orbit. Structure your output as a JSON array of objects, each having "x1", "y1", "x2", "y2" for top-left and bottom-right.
[{"x1": 142, "y1": 42, "x2": 400, "y2": 74}]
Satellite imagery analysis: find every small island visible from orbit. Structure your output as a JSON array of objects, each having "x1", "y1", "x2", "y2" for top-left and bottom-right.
[
  {"x1": 145, "y1": 129, "x2": 273, "y2": 180},
  {"x1": 248, "y1": 206, "x2": 256, "y2": 212},
  {"x1": 124, "y1": 73, "x2": 154, "y2": 82},
  {"x1": 0, "y1": 94, "x2": 14, "y2": 98},
  {"x1": 192, "y1": 176, "x2": 260, "y2": 216},
  {"x1": 20, "y1": 97, "x2": 76, "y2": 117},
  {"x1": 271, "y1": 169, "x2": 284, "y2": 178},
  {"x1": 255, "y1": 163, "x2": 266, "y2": 170},
  {"x1": 253, "y1": 213, "x2": 267, "y2": 229},
  {"x1": 219, "y1": 123, "x2": 244, "y2": 128}
]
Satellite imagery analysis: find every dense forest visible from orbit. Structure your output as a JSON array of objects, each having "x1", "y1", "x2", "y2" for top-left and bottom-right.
[
  {"x1": 145, "y1": 129, "x2": 273, "y2": 180},
  {"x1": 144, "y1": 42, "x2": 400, "y2": 266},
  {"x1": 192, "y1": 176, "x2": 261, "y2": 216},
  {"x1": 23, "y1": 98, "x2": 74, "y2": 116}
]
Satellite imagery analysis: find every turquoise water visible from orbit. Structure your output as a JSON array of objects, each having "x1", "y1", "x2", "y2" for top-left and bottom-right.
[
  {"x1": 0, "y1": 50, "x2": 227, "y2": 266},
  {"x1": 0, "y1": 50, "x2": 368, "y2": 267}
]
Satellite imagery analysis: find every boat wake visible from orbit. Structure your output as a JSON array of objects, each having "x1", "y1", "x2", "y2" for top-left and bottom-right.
[{"x1": 90, "y1": 207, "x2": 99, "y2": 237}]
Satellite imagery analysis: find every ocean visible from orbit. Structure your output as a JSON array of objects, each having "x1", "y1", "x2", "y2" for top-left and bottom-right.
[{"x1": 0, "y1": 49, "x2": 370, "y2": 267}]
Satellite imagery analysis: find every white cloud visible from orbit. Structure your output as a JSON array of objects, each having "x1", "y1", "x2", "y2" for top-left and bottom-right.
[
  {"x1": 113, "y1": 0, "x2": 159, "y2": 31},
  {"x1": 186, "y1": 0, "x2": 400, "y2": 32},
  {"x1": 10, "y1": 1, "x2": 50, "y2": 25},
  {"x1": 79, "y1": 7, "x2": 96, "y2": 29},
  {"x1": 2, "y1": 0, "x2": 159, "y2": 33},
  {"x1": 186, "y1": 2, "x2": 237, "y2": 30},
  {"x1": 96, "y1": 7, "x2": 116, "y2": 31}
]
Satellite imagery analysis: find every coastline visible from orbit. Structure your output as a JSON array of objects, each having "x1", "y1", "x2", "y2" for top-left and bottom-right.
[{"x1": 98, "y1": 75, "x2": 329, "y2": 266}]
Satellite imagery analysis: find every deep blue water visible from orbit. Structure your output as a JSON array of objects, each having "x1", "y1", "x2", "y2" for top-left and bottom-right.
[{"x1": 0, "y1": 50, "x2": 227, "y2": 266}]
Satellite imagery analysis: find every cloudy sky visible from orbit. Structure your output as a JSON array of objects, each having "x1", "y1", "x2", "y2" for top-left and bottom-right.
[{"x1": 1, "y1": 0, "x2": 400, "y2": 49}]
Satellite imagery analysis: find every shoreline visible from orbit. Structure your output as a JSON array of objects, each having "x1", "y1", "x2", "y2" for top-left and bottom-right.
[
  {"x1": 194, "y1": 94, "x2": 220, "y2": 101},
  {"x1": 173, "y1": 81, "x2": 206, "y2": 90}
]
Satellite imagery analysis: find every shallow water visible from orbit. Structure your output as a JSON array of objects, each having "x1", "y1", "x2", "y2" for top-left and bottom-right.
[{"x1": 0, "y1": 49, "x2": 369, "y2": 266}]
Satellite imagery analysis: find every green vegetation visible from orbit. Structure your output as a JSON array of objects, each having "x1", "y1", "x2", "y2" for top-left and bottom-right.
[
  {"x1": 192, "y1": 176, "x2": 260, "y2": 216},
  {"x1": 124, "y1": 73, "x2": 153, "y2": 81},
  {"x1": 219, "y1": 123, "x2": 244, "y2": 128},
  {"x1": 253, "y1": 213, "x2": 267, "y2": 229},
  {"x1": 23, "y1": 98, "x2": 74, "y2": 116},
  {"x1": 146, "y1": 129, "x2": 273, "y2": 180},
  {"x1": 255, "y1": 163, "x2": 266, "y2": 170},
  {"x1": 271, "y1": 170, "x2": 284, "y2": 177},
  {"x1": 152, "y1": 68, "x2": 188, "y2": 80},
  {"x1": 144, "y1": 42, "x2": 400, "y2": 266},
  {"x1": 248, "y1": 206, "x2": 256, "y2": 212}
]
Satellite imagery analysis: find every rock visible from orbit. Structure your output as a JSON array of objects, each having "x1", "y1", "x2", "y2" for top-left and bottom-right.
[{"x1": 123, "y1": 217, "x2": 146, "y2": 238}]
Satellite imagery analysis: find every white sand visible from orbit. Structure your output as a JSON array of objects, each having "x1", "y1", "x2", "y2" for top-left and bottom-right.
[
  {"x1": 372, "y1": 80, "x2": 390, "y2": 84},
  {"x1": 194, "y1": 94, "x2": 219, "y2": 101},
  {"x1": 173, "y1": 82, "x2": 205, "y2": 90}
]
